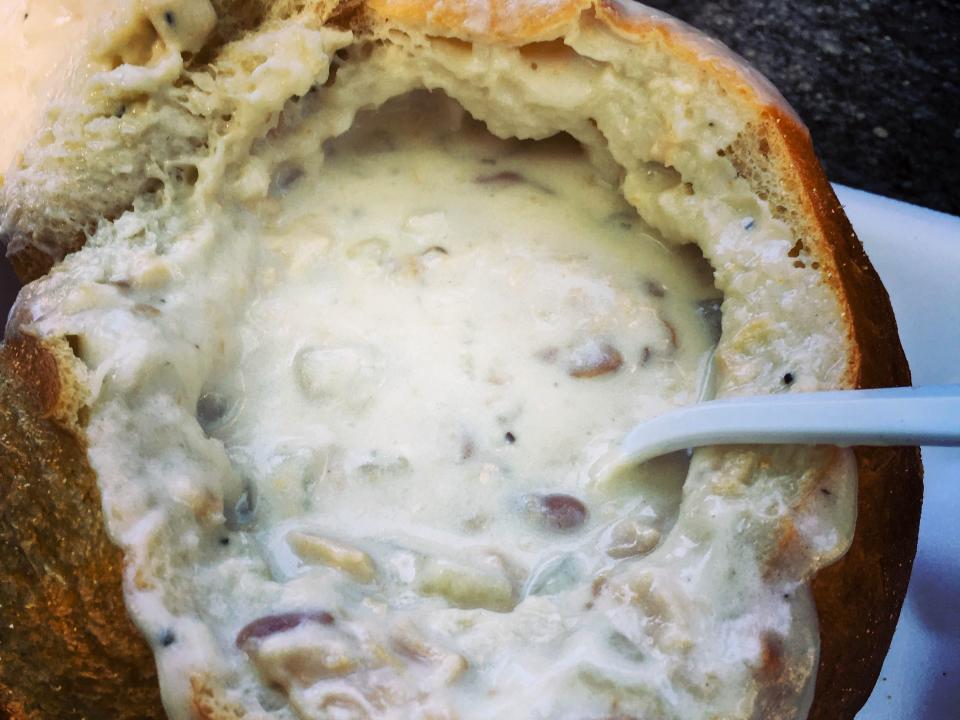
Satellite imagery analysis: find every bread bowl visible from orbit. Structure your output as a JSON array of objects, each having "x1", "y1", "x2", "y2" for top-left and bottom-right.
[{"x1": 0, "y1": 1, "x2": 922, "y2": 718}]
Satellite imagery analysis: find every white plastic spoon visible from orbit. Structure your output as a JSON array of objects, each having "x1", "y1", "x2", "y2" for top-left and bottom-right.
[{"x1": 599, "y1": 385, "x2": 960, "y2": 477}]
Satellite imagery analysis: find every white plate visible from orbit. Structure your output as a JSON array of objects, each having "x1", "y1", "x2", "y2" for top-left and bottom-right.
[{"x1": 835, "y1": 186, "x2": 960, "y2": 719}]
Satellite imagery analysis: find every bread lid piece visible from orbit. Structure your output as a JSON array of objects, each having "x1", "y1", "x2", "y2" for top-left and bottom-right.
[{"x1": 0, "y1": 2, "x2": 921, "y2": 719}]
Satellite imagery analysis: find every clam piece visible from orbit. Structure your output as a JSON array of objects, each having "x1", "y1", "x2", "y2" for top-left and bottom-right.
[
  {"x1": 288, "y1": 531, "x2": 376, "y2": 583},
  {"x1": 603, "y1": 518, "x2": 661, "y2": 559},
  {"x1": 416, "y1": 557, "x2": 515, "y2": 612},
  {"x1": 565, "y1": 339, "x2": 624, "y2": 378},
  {"x1": 246, "y1": 621, "x2": 360, "y2": 687},
  {"x1": 391, "y1": 621, "x2": 469, "y2": 686}
]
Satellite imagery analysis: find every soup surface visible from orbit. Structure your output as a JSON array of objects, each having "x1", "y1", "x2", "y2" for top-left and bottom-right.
[{"x1": 193, "y1": 94, "x2": 724, "y2": 717}]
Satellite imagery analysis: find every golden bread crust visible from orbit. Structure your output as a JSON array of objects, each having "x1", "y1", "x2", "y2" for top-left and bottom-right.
[
  {"x1": 764, "y1": 106, "x2": 923, "y2": 718},
  {"x1": 0, "y1": 2, "x2": 921, "y2": 719},
  {"x1": 367, "y1": 0, "x2": 591, "y2": 42},
  {"x1": 0, "y1": 336, "x2": 163, "y2": 720}
]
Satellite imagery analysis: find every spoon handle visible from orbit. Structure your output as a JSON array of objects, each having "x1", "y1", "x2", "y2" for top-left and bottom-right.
[{"x1": 617, "y1": 384, "x2": 960, "y2": 467}]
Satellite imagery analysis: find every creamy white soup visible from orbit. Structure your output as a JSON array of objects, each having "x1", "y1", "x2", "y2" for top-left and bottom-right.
[
  {"x1": 17, "y1": 51, "x2": 855, "y2": 713},
  {"x1": 1, "y1": 0, "x2": 871, "y2": 712},
  {"x1": 189, "y1": 93, "x2": 723, "y2": 717}
]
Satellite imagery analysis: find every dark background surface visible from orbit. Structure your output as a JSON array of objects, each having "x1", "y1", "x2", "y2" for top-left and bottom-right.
[
  {"x1": 645, "y1": 0, "x2": 960, "y2": 215},
  {"x1": 2, "y1": 1, "x2": 958, "y2": 326}
]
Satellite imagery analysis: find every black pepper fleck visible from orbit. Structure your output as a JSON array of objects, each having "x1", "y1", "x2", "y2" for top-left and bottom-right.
[
  {"x1": 163, "y1": 10, "x2": 176, "y2": 26},
  {"x1": 505, "y1": 431, "x2": 516, "y2": 444},
  {"x1": 160, "y1": 629, "x2": 176, "y2": 647},
  {"x1": 821, "y1": 488, "x2": 832, "y2": 496},
  {"x1": 783, "y1": 372, "x2": 795, "y2": 385},
  {"x1": 219, "y1": 536, "x2": 230, "y2": 546}
]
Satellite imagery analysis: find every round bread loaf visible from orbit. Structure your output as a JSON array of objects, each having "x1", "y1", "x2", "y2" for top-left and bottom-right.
[{"x1": 0, "y1": 2, "x2": 921, "y2": 719}]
